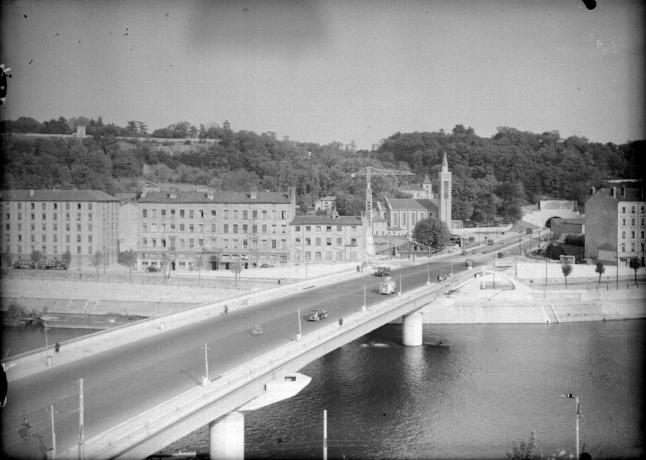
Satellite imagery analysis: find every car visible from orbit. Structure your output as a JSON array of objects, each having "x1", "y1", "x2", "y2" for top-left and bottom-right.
[
  {"x1": 306, "y1": 309, "x2": 328, "y2": 321},
  {"x1": 13, "y1": 260, "x2": 34, "y2": 269},
  {"x1": 250, "y1": 324, "x2": 264, "y2": 335},
  {"x1": 374, "y1": 266, "x2": 391, "y2": 277},
  {"x1": 464, "y1": 259, "x2": 474, "y2": 267},
  {"x1": 146, "y1": 265, "x2": 160, "y2": 272},
  {"x1": 260, "y1": 263, "x2": 274, "y2": 268},
  {"x1": 497, "y1": 252, "x2": 504, "y2": 258}
]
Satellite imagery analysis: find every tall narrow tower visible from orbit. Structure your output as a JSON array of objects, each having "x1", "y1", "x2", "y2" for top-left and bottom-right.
[
  {"x1": 422, "y1": 173, "x2": 433, "y2": 199},
  {"x1": 438, "y1": 153, "x2": 452, "y2": 228}
]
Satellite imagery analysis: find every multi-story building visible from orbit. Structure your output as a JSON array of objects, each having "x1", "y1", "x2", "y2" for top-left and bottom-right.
[
  {"x1": 0, "y1": 189, "x2": 119, "y2": 267},
  {"x1": 314, "y1": 196, "x2": 337, "y2": 213},
  {"x1": 135, "y1": 188, "x2": 296, "y2": 271},
  {"x1": 290, "y1": 216, "x2": 367, "y2": 263},
  {"x1": 584, "y1": 182, "x2": 645, "y2": 266}
]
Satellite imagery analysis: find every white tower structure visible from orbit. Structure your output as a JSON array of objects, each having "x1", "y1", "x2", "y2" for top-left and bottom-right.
[{"x1": 438, "y1": 153, "x2": 452, "y2": 227}]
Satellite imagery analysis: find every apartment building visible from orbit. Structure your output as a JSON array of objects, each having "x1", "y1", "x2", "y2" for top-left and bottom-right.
[
  {"x1": 584, "y1": 183, "x2": 645, "y2": 266},
  {"x1": 0, "y1": 189, "x2": 119, "y2": 267},
  {"x1": 290, "y1": 215, "x2": 367, "y2": 263},
  {"x1": 135, "y1": 188, "x2": 296, "y2": 271}
]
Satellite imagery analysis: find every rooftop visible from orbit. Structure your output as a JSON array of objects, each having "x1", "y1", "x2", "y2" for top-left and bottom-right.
[
  {"x1": 387, "y1": 198, "x2": 438, "y2": 211},
  {"x1": 291, "y1": 215, "x2": 363, "y2": 226},
  {"x1": 0, "y1": 189, "x2": 118, "y2": 202},
  {"x1": 138, "y1": 190, "x2": 291, "y2": 204}
]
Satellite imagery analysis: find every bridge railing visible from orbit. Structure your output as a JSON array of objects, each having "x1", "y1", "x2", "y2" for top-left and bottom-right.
[{"x1": 64, "y1": 270, "x2": 464, "y2": 459}]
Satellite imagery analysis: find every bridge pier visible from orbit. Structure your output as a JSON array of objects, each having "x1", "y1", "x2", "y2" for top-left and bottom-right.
[
  {"x1": 402, "y1": 311, "x2": 423, "y2": 346},
  {"x1": 209, "y1": 411, "x2": 244, "y2": 460}
]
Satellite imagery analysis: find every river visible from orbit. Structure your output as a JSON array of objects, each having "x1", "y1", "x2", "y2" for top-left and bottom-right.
[
  {"x1": 3, "y1": 321, "x2": 644, "y2": 459},
  {"x1": 164, "y1": 320, "x2": 644, "y2": 459}
]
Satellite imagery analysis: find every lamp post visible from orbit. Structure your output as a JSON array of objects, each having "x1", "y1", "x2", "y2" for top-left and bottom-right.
[
  {"x1": 362, "y1": 285, "x2": 366, "y2": 311},
  {"x1": 426, "y1": 263, "x2": 431, "y2": 285},
  {"x1": 202, "y1": 344, "x2": 209, "y2": 387},
  {"x1": 561, "y1": 393, "x2": 581, "y2": 459},
  {"x1": 296, "y1": 307, "x2": 302, "y2": 341},
  {"x1": 43, "y1": 322, "x2": 52, "y2": 367}
]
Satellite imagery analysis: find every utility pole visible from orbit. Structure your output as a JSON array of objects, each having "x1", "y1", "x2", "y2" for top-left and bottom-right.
[
  {"x1": 50, "y1": 403, "x2": 56, "y2": 459},
  {"x1": 78, "y1": 378, "x2": 84, "y2": 460},
  {"x1": 323, "y1": 410, "x2": 328, "y2": 460},
  {"x1": 362, "y1": 285, "x2": 366, "y2": 311},
  {"x1": 202, "y1": 344, "x2": 209, "y2": 386},
  {"x1": 296, "y1": 308, "x2": 302, "y2": 341}
]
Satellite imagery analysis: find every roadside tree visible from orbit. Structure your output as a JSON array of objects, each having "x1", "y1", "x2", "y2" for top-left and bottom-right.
[
  {"x1": 413, "y1": 217, "x2": 450, "y2": 251},
  {"x1": 561, "y1": 262, "x2": 572, "y2": 288},
  {"x1": 30, "y1": 249, "x2": 43, "y2": 266},
  {"x1": 61, "y1": 249, "x2": 72, "y2": 266},
  {"x1": 595, "y1": 262, "x2": 605, "y2": 286},
  {"x1": 629, "y1": 256, "x2": 641, "y2": 286}
]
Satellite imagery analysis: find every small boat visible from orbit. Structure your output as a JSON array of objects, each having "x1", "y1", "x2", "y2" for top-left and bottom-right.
[{"x1": 251, "y1": 324, "x2": 263, "y2": 336}]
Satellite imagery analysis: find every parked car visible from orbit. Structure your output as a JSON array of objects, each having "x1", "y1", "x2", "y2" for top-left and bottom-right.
[
  {"x1": 13, "y1": 259, "x2": 34, "y2": 269},
  {"x1": 40, "y1": 259, "x2": 67, "y2": 270},
  {"x1": 146, "y1": 265, "x2": 160, "y2": 272},
  {"x1": 260, "y1": 264, "x2": 274, "y2": 268},
  {"x1": 306, "y1": 309, "x2": 328, "y2": 321},
  {"x1": 251, "y1": 324, "x2": 264, "y2": 335},
  {"x1": 497, "y1": 252, "x2": 504, "y2": 258},
  {"x1": 379, "y1": 276, "x2": 396, "y2": 295}
]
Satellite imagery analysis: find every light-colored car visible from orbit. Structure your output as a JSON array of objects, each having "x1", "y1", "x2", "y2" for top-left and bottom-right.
[{"x1": 306, "y1": 309, "x2": 328, "y2": 321}]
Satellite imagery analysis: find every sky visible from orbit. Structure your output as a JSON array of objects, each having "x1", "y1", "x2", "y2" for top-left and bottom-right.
[{"x1": 1, "y1": 0, "x2": 644, "y2": 149}]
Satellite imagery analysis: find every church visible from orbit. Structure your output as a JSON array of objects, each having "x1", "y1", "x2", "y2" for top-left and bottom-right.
[{"x1": 382, "y1": 153, "x2": 452, "y2": 237}]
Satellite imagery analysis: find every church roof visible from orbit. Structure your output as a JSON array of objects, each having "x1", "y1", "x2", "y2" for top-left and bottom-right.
[{"x1": 388, "y1": 198, "x2": 438, "y2": 211}]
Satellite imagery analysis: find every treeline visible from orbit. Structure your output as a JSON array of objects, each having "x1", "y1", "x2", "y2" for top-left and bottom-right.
[{"x1": 1, "y1": 117, "x2": 643, "y2": 223}]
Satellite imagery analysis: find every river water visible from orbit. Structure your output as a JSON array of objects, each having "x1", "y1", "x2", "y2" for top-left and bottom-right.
[
  {"x1": 165, "y1": 320, "x2": 645, "y2": 460},
  {"x1": 4, "y1": 321, "x2": 644, "y2": 459}
]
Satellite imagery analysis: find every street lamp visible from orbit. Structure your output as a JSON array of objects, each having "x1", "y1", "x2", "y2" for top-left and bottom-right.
[
  {"x1": 296, "y1": 307, "x2": 302, "y2": 341},
  {"x1": 426, "y1": 263, "x2": 431, "y2": 285},
  {"x1": 43, "y1": 322, "x2": 52, "y2": 367},
  {"x1": 561, "y1": 393, "x2": 581, "y2": 459}
]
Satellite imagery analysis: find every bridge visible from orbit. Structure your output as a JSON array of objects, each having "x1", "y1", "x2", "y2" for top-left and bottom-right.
[{"x1": 2, "y1": 240, "x2": 518, "y2": 459}]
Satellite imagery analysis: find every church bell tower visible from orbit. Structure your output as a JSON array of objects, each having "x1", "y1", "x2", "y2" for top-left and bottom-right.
[{"x1": 438, "y1": 152, "x2": 452, "y2": 228}]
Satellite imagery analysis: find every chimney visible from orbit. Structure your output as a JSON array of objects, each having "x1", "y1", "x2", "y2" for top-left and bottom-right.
[
  {"x1": 29, "y1": 189, "x2": 34, "y2": 197},
  {"x1": 611, "y1": 187, "x2": 616, "y2": 198},
  {"x1": 621, "y1": 186, "x2": 626, "y2": 197},
  {"x1": 169, "y1": 188, "x2": 178, "y2": 199},
  {"x1": 207, "y1": 191, "x2": 214, "y2": 200},
  {"x1": 590, "y1": 186, "x2": 596, "y2": 195},
  {"x1": 249, "y1": 187, "x2": 257, "y2": 200}
]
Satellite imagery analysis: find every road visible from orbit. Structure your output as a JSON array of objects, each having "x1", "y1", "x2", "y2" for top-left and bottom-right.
[{"x1": 2, "y1": 251, "x2": 485, "y2": 458}]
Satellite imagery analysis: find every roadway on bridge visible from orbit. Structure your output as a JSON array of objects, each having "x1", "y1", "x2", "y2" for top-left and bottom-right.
[
  {"x1": 3, "y1": 233, "x2": 531, "y2": 458},
  {"x1": 2, "y1": 253, "x2": 480, "y2": 458}
]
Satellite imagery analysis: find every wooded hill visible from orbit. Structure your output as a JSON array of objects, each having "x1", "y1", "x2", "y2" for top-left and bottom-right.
[{"x1": 1, "y1": 117, "x2": 643, "y2": 224}]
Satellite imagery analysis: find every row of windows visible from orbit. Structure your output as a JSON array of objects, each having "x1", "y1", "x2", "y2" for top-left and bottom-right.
[
  {"x1": 141, "y1": 222, "x2": 288, "y2": 234},
  {"x1": 294, "y1": 237, "x2": 357, "y2": 247},
  {"x1": 621, "y1": 230, "x2": 645, "y2": 240},
  {"x1": 391, "y1": 211, "x2": 430, "y2": 228},
  {"x1": 620, "y1": 217, "x2": 645, "y2": 227},
  {"x1": 140, "y1": 237, "x2": 287, "y2": 250},
  {"x1": 5, "y1": 212, "x2": 95, "y2": 222},
  {"x1": 621, "y1": 242, "x2": 645, "y2": 253},
  {"x1": 6, "y1": 202, "x2": 96, "y2": 211},
  {"x1": 6, "y1": 223, "x2": 94, "y2": 232},
  {"x1": 620, "y1": 205, "x2": 646, "y2": 214},
  {"x1": 7, "y1": 233, "x2": 94, "y2": 244},
  {"x1": 5, "y1": 244, "x2": 94, "y2": 255},
  {"x1": 294, "y1": 250, "x2": 350, "y2": 262},
  {"x1": 142, "y1": 208, "x2": 288, "y2": 220},
  {"x1": 294, "y1": 225, "x2": 358, "y2": 232}
]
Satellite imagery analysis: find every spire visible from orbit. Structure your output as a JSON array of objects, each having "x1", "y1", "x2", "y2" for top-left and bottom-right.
[
  {"x1": 423, "y1": 173, "x2": 431, "y2": 184},
  {"x1": 442, "y1": 152, "x2": 449, "y2": 172}
]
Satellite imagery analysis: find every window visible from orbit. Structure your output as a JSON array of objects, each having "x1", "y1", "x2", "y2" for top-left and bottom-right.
[
  {"x1": 272, "y1": 224, "x2": 277, "y2": 233},
  {"x1": 252, "y1": 225, "x2": 257, "y2": 234},
  {"x1": 88, "y1": 203, "x2": 92, "y2": 211},
  {"x1": 224, "y1": 224, "x2": 229, "y2": 233},
  {"x1": 152, "y1": 238, "x2": 157, "y2": 247},
  {"x1": 337, "y1": 225, "x2": 342, "y2": 231},
  {"x1": 305, "y1": 238, "x2": 311, "y2": 246},
  {"x1": 171, "y1": 223, "x2": 176, "y2": 231},
  {"x1": 31, "y1": 213, "x2": 35, "y2": 220},
  {"x1": 199, "y1": 210, "x2": 204, "y2": 218},
  {"x1": 622, "y1": 219, "x2": 626, "y2": 226},
  {"x1": 143, "y1": 209, "x2": 148, "y2": 218},
  {"x1": 161, "y1": 209, "x2": 166, "y2": 217},
  {"x1": 211, "y1": 224, "x2": 216, "y2": 232},
  {"x1": 189, "y1": 224, "x2": 195, "y2": 232},
  {"x1": 143, "y1": 238, "x2": 148, "y2": 246},
  {"x1": 42, "y1": 213, "x2": 46, "y2": 220},
  {"x1": 315, "y1": 251, "x2": 321, "y2": 261},
  {"x1": 199, "y1": 239, "x2": 204, "y2": 248},
  {"x1": 88, "y1": 235, "x2": 92, "y2": 243},
  {"x1": 234, "y1": 210, "x2": 239, "y2": 219},
  {"x1": 76, "y1": 235, "x2": 81, "y2": 243},
  {"x1": 77, "y1": 203, "x2": 82, "y2": 210},
  {"x1": 281, "y1": 211, "x2": 286, "y2": 219},
  {"x1": 180, "y1": 223, "x2": 185, "y2": 232},
  {"x1": 243, "y1": 210, "x2": 248, "y2": 219},
  {"x1": 622, "y1": 206, "x2": 626, "y2": 214},
  {"x1": 337, "y1": 238, "x2": 342, "y2": 246},
  {"x1": 326, "y1": 251, "x2": 332, "y2": 261},
  {"x1": 622, "y1": 231, "x2": 626, "y2": 239},
  {"x1": 161, "y1": 223, "x2": 166, "y2": 232},
  {"x1": 326, "y1": 226, "x2": 332, "y2": 232},
  {"x1": 272, "y1": 240, "x2": 277, "y2": 249},
  {"x1": 316, "y1": 226, "x2": 321, "y2": 231},
  {"x1": 77, "y1": 223, "x2": 81, "y2": 232},
  {"x1": 632, "y1": 206, "x2": 636, "y2": 214},
  {"x1": 53, "y1": 213, "x2": 57, "y2": 221},
  {"x1": 281, "y1": 239, "x2": 287, "y2": 249},
  {"x1": 224, "y1": 210, "x2": 229, "y2": 219},
  {"x1": 305, "y1": 251, "x2": 312, "y2": 261},
  {"x1": 295, "y1": 237, "x2": 301, "y2": 244},
  {"x1": 171, "y1": 209, "x2": 176, "y2": 216},
  {"x1": 281, "y1": 225, "x2": 286, "y2": 233},
  {"x1": 262, "y1": 210, "x2": 268, "y2": 219},
  {"x1": 180, "y1": 209, "x2": 185, "y2": 218},
  {"x1": 233, "y1": 224, "x2": 238, "y2": 233},
  {"x1": 336, "y1": 251, "x2": 342, "y2": 261},
  {"x1": 242, "y1": 239, "x2": 247, "y2": 248},
  {"x1": 350, "y1": 238, "x2": 357, "y2": 246},
  {"x1": 211, "y1": 210, "x2": 216, "y2": 217},
  {"x1": 295, "y1": 225, "x2": 301, "y2": 232},
  {"x1": 262, "y1": 224, "x2": 267, "y2": 233},
  {"x1": 151, "y1": 223, "x2": 157, "y2": 232},
  {"x1": 326, "y1": 238, "x2": 332, "y2": 246},
  {"x1": 253, "y1": 210, "x2": 258, "y2": 219},
  {"x1": 179, "y1": 239, "x2": 185, "y2": 249},
  {"x1": 316, "y1": 238, "x2": 321, "y2": 246},
  {"x1": 151, "y1": 209, "x2": 157, "y2": 218}
]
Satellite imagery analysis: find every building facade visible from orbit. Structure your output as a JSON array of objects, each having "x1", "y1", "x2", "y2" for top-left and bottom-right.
[
  {"x1": 135, "y1": 188, "x2": 296, "y2": 271},
  {"x1": 383, "y1": 153, "x2": 452, "y2": 236},
  {"x1": 584, "y1": 184, "x2": 645, "y2": 266},
  {"x1": 290, "y1": 216, "x2": 367, "y2": 263},
  {"x1": 0, "y1": 189, "x2": 119, "y2": 267}
]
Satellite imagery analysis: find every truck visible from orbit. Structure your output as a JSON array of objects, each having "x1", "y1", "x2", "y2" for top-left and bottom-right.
[{"x1": 379, "y1": 276, "x2": 397, "y2": 295}]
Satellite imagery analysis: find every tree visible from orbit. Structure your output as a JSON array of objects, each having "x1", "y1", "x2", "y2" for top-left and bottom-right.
[
  {"x1": 561, "y1": 262, "x2": 572, "y2": 288},
  {"x1": 412, "y1": 217, "x2": 450, "y2": 251},
  {"x1": 595, "y1": 262, "x2": 605, "y2": 286},
  {"x1": 505, "y1": 431, "x2": 540, "y2": 460},
  {"x1": 629, "y1": 256, "x2": 641, "y2": 286},
  {"x1": 92, "y1": 250, "x2": 103, "y2": 276},
  {"x1": 30, "y1": 249, "x2": 43, "y2": 265},
  {"x1": 61, "y1": 249, "x2": 72, "y2": 266}
]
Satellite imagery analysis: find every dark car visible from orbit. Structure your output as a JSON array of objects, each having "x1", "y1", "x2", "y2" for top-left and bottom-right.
[
  {"x1": 497, "y1": 252, "x2": 504, "y2": 258},
  {"x1": 306, "y1": 309, "x2": 328, "y2": 322},
  {"x1": 260, "y1": 264, "x2": 274, "y2": 268},
  {"x1": 374, "y1": 266, "x2": 391, "y2": 277},
  {"x1": 146, "y1": 265, "x2": 160, "y2": 272}
]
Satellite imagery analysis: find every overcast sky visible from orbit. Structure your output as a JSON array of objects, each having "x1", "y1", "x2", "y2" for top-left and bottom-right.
[{"x1": 1, "y1": 0, "x2": 644, "y2": 148}]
